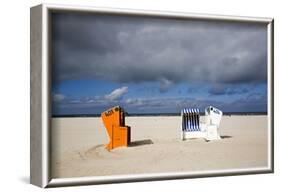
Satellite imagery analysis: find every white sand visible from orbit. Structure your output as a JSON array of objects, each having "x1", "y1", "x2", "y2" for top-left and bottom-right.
[{"x1": 51, "y1": 115, "x2": 268, "y2": 178}]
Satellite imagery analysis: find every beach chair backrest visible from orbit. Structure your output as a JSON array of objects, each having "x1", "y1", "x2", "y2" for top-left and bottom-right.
[{"x1": 181, "y1": 108, "x2": 200, "y2": 132}]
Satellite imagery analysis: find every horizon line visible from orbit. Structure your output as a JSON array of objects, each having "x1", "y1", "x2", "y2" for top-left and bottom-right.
[{"x1": 52, "y1": 111, "x2": 268, "y2": 118}]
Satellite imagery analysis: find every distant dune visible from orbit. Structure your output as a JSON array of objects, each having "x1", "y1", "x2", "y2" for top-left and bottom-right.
[{"x1": 51, "y1": 116, "x2": 268, "y2": 178}]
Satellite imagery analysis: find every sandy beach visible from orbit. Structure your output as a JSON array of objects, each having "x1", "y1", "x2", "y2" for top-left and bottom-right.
[{"x1": 51, "y1": 115, "x2": 268, "y2": 178}]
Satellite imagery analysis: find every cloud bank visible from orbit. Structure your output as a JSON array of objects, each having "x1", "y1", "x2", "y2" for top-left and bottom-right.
[
  {"x1": 52, "y1": 89, "x2": 267, "y2": 115},
  {"x1": 52, "y1": 13, "x2": 267, "y2": 89}
]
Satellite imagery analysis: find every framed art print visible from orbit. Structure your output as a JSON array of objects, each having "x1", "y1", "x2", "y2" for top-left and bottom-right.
[{"x1": 30, "y1": 4, "x2": 274, "y2": 188}]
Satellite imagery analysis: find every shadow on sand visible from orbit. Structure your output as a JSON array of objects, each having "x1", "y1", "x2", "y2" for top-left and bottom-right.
[
  {"x1": 129, "y1": 139, "x2": 154, "y2": 147},
  {"x1": 220, "y1": 135, "x2": 233, "y2": 139}
]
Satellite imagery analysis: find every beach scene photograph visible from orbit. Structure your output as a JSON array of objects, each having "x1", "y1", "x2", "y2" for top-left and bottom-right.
[{"x1": 50, "y1": 12, "x2": 270, "y2": 179}]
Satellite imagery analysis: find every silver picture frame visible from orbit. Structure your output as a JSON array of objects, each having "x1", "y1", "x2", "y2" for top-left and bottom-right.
[{"x1": 30, "y1": 4, "x2": 274, "y2": 188}]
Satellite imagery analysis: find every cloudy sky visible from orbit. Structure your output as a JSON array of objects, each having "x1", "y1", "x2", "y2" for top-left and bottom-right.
[{"x1": 51, "y1": 12, "x2": 268, "y2": 115}]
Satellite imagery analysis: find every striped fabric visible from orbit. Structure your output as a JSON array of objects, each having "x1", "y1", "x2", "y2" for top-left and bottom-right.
[{"x1": 181, "y1": 108, "x2": 200, "y2": 132}]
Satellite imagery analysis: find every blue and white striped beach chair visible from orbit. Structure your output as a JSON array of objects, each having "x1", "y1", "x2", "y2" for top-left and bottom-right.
[{"x1": 181, "y1": 106, "x2": 223, "y2": 141}]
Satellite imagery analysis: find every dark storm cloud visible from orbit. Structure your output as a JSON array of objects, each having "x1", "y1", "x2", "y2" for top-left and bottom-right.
[{"x1": 52, "y1": 13, "x2": 267, "y2": 88}]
